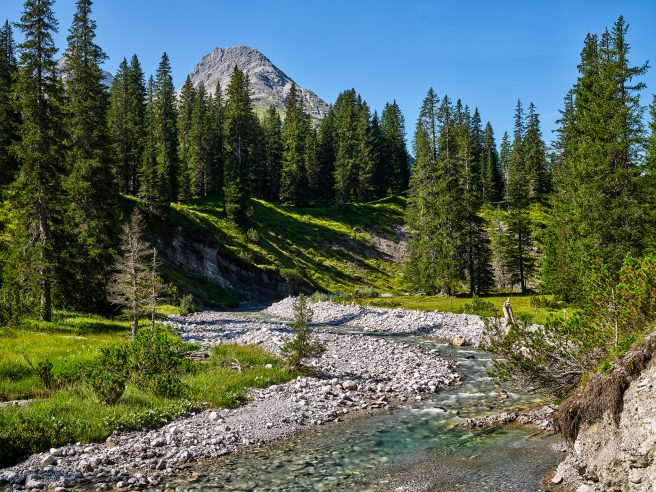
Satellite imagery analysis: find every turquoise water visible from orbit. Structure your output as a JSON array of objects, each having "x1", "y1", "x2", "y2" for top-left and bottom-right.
[{"x1": 167, "y1": 328, "x2": 563, "y2": 491}]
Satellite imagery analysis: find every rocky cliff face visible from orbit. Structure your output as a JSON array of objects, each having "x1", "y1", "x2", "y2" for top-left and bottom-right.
[
  {"x1": 187, "y1": 46, "x2": 329, "y2": 119},
  {"x1": 554, "y1": 356, "x2": 656, "y2": 491}
]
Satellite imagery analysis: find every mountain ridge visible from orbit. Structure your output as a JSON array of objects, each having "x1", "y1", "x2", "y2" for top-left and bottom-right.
[{"x1": 186, "y1": 45, "x2": 330, "y2": 119}]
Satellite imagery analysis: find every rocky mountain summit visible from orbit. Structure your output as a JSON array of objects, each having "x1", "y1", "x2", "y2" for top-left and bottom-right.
[{"x1": 187, "y1": 46, "x2": 330, "y2": 119}]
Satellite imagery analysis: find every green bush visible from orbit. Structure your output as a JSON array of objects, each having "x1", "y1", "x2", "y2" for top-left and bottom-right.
[
  {"x1": 179, "y1": 294, "x2": 197, "y2": 315},
  {"x1": 310, "y1": 291, "x2": 330, "y2": 303},
  {"x1": 88, "y1": 370, "x2": 126, "y2": 404},
  {"x1": 148, "y1": 373, "x2": 186, "y2": 399},
  {"x1": 461, "y1": 296, "x2": 499, "y2": 317},
  {"x1": 36, "y1": 360, "x2": 54, "y2": 390},
  {"x1": 92, "y1": 326, "x2": 192, "y2": 397}
]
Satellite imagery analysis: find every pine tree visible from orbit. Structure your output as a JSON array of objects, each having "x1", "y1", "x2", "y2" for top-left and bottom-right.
[
  {"x1": 0, "y1": 20, "x2": 19, "y2": 184},
  {"x1": 261, "y1": 105, "x2": 283, "y2": 201},
  {"x1": 369, "y1": 111, "x2": 386, "y2": 198},
  {"x1": 176, "y1": 75, "x2": 195, "y2": 200},
  {"x1": 223, "y1": 66, "x2": 254, "y2": 225},
  {"x1": 280, "y1": 83, "x2": 309, "y2": 205},
  {"x1": 316, "y1": 108, "x2": 336, "y2": 200},
  {"x1": 544, "y1": 18, "x2": 648, "y2": 300},
  {"x1": 380, "y1": 101, "x2": 409, "y2": 193},
  {"x1": 356, "y1": 101, "x2": 377, "y2": 201},
  {"x1": 139, "y1": 76, "x2": 158, "y2": 209},
  {"x1": 333, "y1": 89, "x2": 359, "y2": 204},
  {"x1": 499, "y1": 131, "x2": 511, "y2": 195},
  {"x1": 206, "y1": 80, "x2": 224, "y2": 196},
  {"x1": 154, "y1": 52, "x2": 178, "y2": 204},
  {"x1": 404, "y1": 92, "x2": 463, "y2": 295},
  {"x1": 62, "y1": 0, "x2": 116, "y2": 310},
  {"x1": 189, "y1": 83, "x2": 210, "y2": 197},
  {"x1": 9, "y1": 0, "x2": 65, "y2": 321},
  {"x1": 480, "y1": 122, "x2": 503, "y2": 203},
  {"x1": 523, "y1": 102, "x2": 549, "y2": 200},
  {"x1": 504, "y1": 100, "x2": 534, "y2": 292}
]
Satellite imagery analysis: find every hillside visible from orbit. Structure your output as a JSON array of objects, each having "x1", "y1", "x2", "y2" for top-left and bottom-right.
[
  {"x1": 186, "y1": 46, "x2": 330, "y2": 119},
  {"x1": 148, "y1": 196, "x2": 407, "y2": 307}
]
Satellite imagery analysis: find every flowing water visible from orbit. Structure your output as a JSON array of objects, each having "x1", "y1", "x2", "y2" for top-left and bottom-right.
[{"x1": 167, "y1": 323, "x2": 563, "y2": 491}]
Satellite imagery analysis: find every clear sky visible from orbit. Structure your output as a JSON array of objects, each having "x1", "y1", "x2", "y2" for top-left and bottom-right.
[{"x1": 2, "y1": 0, "x2": 655, "y2": 145}]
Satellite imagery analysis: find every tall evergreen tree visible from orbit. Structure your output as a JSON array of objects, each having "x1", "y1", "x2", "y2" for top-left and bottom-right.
[
  {"x1": 0, "y1": 20, "x2": 19, "y2": 184},
  {"x1": 523, "y1": 102, "x2": 549, "y2": 200},
  {"x1": 356, "y1": 101, "x2": 377, "y2": 201},
  {"x1": 206, "y1": 80, "x2": 224, "y2": 196},
  {"x1": 544, "y1": 18, "x2": 648, "y2": 300},
  {"x1": 154, "y1": 52, "x2": 178, "y2": 204},
  {"x1": 333, "y1": 89, "x2": 359, "y2": 204},
  {"x1": 504, "y1": 100, "x2": 534, "y2": 292},
  {"x1": 8, "y1": 0, "x2": 65, "y2": 321},
  {"x1": 499, "y1": 131, "x2": 511, "y2": 194},
  {"x1": 480, "y1": 122, "x2": 503, "y2": 202},
  {"x1": 62, "y1": 0, "x2": 116, "y2": 310},
  {"x1": 261, "y1": 105, "x2": 283, "y2": 201},
  {"x1": 380, "y1": 101, "x2": 409, "y2": 193},
  {"x1": 280, "y1": 83, "x2": 309, "y2": 205},
  {"x1": 176, "y1": 75, "x2": 195, "y2": 200},
  {"x1": 139, "y1": 76, "x2": 157, "y2": 209},
  {"x1": 223, "y1": 66, "x2": 254, "y2": 225},
  {"x1": 189, "y1": 83, "x2": 210, "y2": 197},
  {"x1": 316, "y1": 108, "x2": 336, "y2": 200}
]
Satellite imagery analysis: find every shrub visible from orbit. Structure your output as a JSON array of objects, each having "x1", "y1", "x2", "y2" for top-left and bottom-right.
[
  {"x1": 310, "y1": 291, "x2": 330, "y2": 303},
  {"x1": 281, "y1": 294, "x2": 325, "y2": 371},
  {"x1": 461, "y1": 296, "x2": 499, "y2": 317},
  {"x1": 485, "y1": 255, "x2": 656, "y2": 399},
  {"x1": 36, "y1": 361, "x2": 54, "y2": 391},
  {"x1": 352, "y1": 287, "x2": 380, "y2": 299},
  {"x1": 148, "y1": 373, "x2": 186, "y2": 399},
  {"x1": 88, "y1": 370, "x2": 126, "y2": 404},
  {"x1": 91, "y1": 326, "x2": 192, "y2": 398},
  {"x1": 179, "y1": 294, "x2": 197, "y2": 315}
]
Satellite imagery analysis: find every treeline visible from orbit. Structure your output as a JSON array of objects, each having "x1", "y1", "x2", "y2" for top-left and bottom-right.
[
  {"x1": 406, "y1": 16, "x2": 656, "y2": 301},
  {"x1": 404, "y1": 91, "x2": 549, "y2": 296},
  {"x1": 0, "y1": 0, "x2": 411, "y2": 322}
]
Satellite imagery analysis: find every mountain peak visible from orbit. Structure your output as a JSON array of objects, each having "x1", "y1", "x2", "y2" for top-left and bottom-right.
[{"x1": 187, "y1": 46, "x2": 329, "y2": 119}]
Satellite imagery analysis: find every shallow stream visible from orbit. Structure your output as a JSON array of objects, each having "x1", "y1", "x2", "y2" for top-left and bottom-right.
[{"x1": 167, "y1": 320, "x2": 563, "y2": 491}]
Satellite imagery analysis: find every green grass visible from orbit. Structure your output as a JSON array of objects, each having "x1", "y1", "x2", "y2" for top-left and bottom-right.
[
  {"x1": 165, "y1": 195, "x2": 407, "y2": 295},
  {"x1": 0, "y1": 311, "x2": 295, "y2": 465},
  {"x1": 358, "y1": 293, "x2": 568, "y2": 325}
]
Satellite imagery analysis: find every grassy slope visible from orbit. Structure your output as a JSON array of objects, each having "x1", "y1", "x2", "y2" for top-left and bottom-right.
[{"x1": 168, "y1": 195, "x2": 407, "y2": 294}]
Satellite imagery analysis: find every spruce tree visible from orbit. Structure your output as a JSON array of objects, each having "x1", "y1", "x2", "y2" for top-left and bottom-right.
[
  {"x1": 356, "y1": 100, "x2": 377, "y2": 202},
  {"x1": 189, "y1": 83, "x2": 210, "y2": 197},
  {"x1": 62, "y1": 0, "x2": 116, "y2": 310},
  {"x1": 380, "y1": 101, "x2": 409, "y2": 193},
  {"x1": 504, "y1": 100, "x2": 534, "y2": 292},
  {"x1": 316, "y1": 108, "x2": 336, "y2": 200},
  {"x1": 223, "y1": 66, "x2": 254, "y2": 225},
  {"x1": 0, "y1": 20, "x2": 18, "y2": 184},
  {"x1": 499, "y1": 131, "x2": 511, "y2": 195},
  {"x1": 261, "y1": 105, "x2": 283, "y2": 201},
  {"x1": 9, "y1": 0, "x2": 65, "y2": 321},
  {"x1": 176, "y1": 75, "x2": 195, "y2": 200},
  {"x1": 480, "y1": 122, "x2": 503, "y2": 203},
  {"x1": 523, "y1": 102, "x2": 549, "y2": 200},
  {"x1": 333, "y1": 89, "x2": 359, "y2": 204},
  {"x1": 280, "y1": 83, "x2": 309, "y2": 205},
  {"x1": 139, "y1": 76, "x2": 158, "y2": 209},
  {"x1": 206, "y1": 80, "x2": 224, "y2": 195},
  {"x1": 154, "y1": 52, "x2": 178, "y2": 204},
  {"x1": 544, "y1": 18, "x2": 647, "y2": 300}
]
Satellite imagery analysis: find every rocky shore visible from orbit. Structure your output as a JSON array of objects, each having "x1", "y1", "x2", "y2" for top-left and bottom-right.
[
  {"x1": 455, "y1": 404, "x2": 557, "y2": 432},
  {"x1": 0, "y1": 308, "x2": 461, "y2": 490},
  {"x1": 264, "y1": 297, "x2": 485, "y2": 346}
]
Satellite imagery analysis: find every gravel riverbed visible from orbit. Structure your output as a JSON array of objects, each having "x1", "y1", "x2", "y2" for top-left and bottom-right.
[
  {"x1": 0, "y1": 303, "x2": 472, "y2": 491},
  {"x1": 264, "y1": 297, "x2": 485, "y2": 345}
]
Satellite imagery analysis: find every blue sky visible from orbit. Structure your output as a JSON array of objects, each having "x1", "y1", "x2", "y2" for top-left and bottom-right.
[{"x1": 2, "y1": 0, "x2": 655, "y2": 144}]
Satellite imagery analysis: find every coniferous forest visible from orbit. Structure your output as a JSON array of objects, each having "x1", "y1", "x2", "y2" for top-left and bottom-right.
[
  {"x1": 3, "y1": 1, "x2": 656, "y2": 488},
  {"x1": 1, "y1": 1, "x2": 655, "y2": 321}
]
